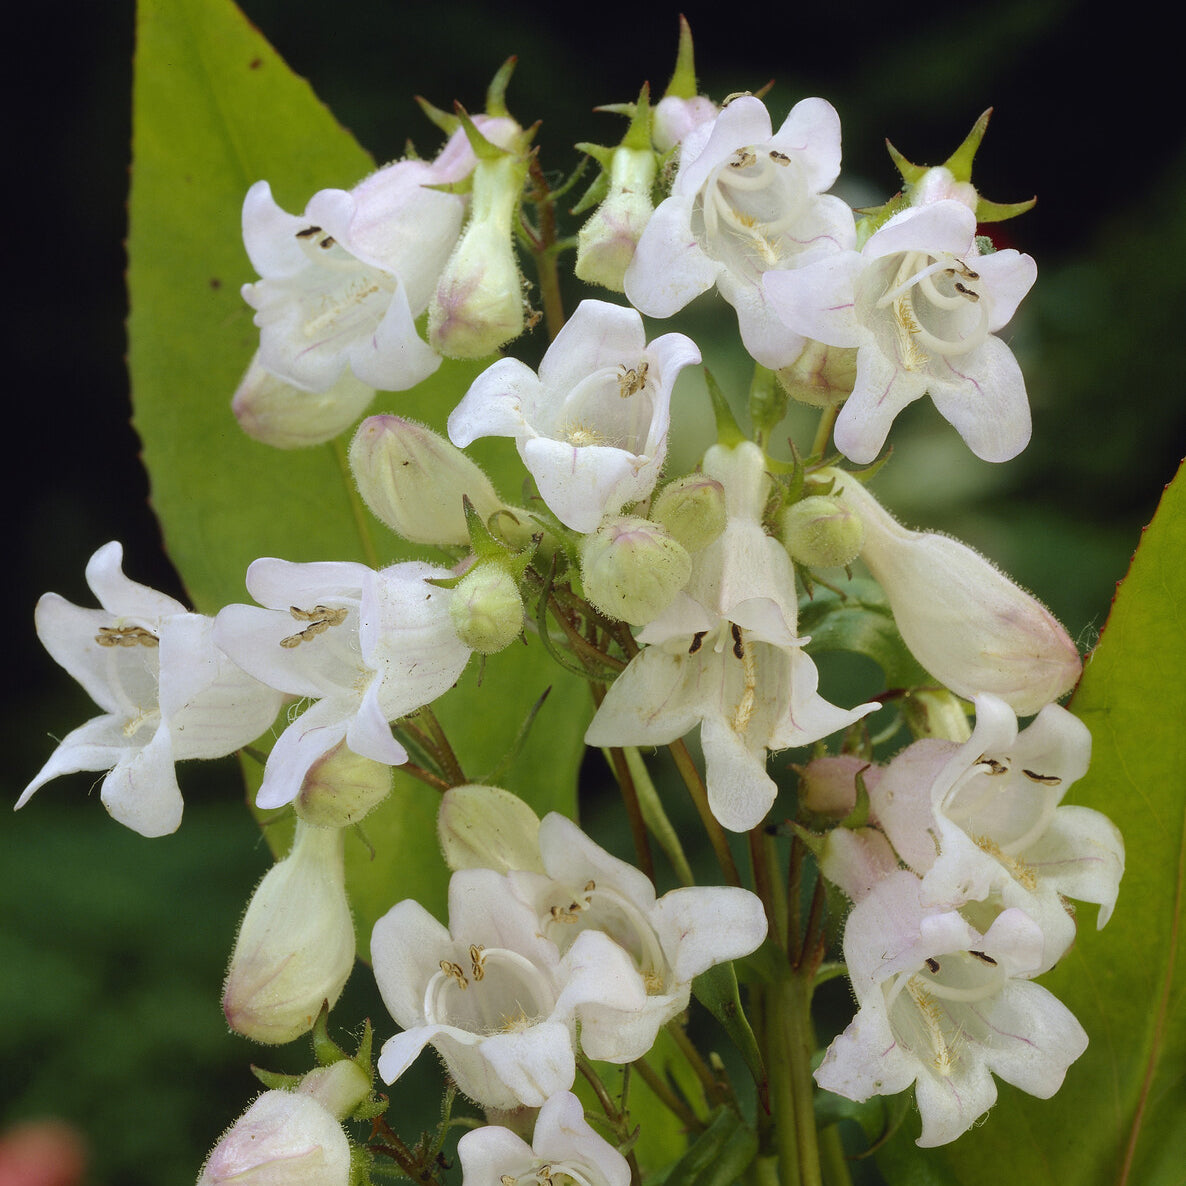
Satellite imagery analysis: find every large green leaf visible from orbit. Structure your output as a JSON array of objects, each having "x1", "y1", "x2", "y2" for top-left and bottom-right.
[
  {"x1": 880, "y1": 462, "x2": 1186, "y2": 1184},
  {"x1": 128, "y1": 0, "x2": 586, "y2": 935}
]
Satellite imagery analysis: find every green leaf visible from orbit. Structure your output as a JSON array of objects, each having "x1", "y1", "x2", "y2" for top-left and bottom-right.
[
  {"x1": 691, "y1": 962, "x2": 765, "y2": 1092},
  {"x1": 128, "y1": 0, "x2": 586, "y2": 939},
  {"x1": 880, "y1": 462, "x2": 1186, "y2": 1184},
  {"x1": 798, "y1": 579, "x2": 932, "y2": 690}
]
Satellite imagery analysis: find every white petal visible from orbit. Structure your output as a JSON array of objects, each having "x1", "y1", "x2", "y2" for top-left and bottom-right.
[
  {"x1": 652, "y1": 885, "x2": 768, "y2": 981},
  {"x1": 256, "y1": 698, "x2": 352, "y2": 810},
  {"x1": 478, "y1": 1023, "x2": 576, "y2": 1106},
  {"x1": 99, "y1": 725, "x2": 183, "y2": 837},
  {"x1": 447, "y1": 357, "x2": 539, "y2": 447},
  {"x1": 624, "y1": 195, "x2": 719, "y2": 317}
]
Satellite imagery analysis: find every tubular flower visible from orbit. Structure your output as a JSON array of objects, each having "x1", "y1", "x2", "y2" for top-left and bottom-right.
[
  {"x1": 509, "y1": 813, "x2": 768, "y2": 1060},
  {"x1": 240, "y1": 118, "x2": 519, "y2": 397},
  {"x1": 827, "y1": 470, "x2": 1082, "y2": 715},
  {"x1": 449, "y1": 299, "x2": 700, "y2": 533},
  {"x1": 18, "y1": 542, "x2": 283, "y2": 837},
  {"x1": 371, "y1": 869, "x2": 646, "y2": 1110},
  {"x1": 625, "y1": 95, "x2": 854, "y2": 369},
  {"x1": 871, "y1": 694, "x2": 1123, "y2": 973},
  {"x1": 457, "y1": 1091, "x2": 630, "y2": 1186},
  {"x1": 213, "y1": 559, "x2": 471, "y2": 809},
  {"x1": 816, "y1": 870, "x2": 1088, "y2": 1147},
  {"x1": 586, "y1": 443, "x2": 877, "y2": 831},
  {"x1": 764, "y1": 199, "x2": 1036, "y2": 463}
]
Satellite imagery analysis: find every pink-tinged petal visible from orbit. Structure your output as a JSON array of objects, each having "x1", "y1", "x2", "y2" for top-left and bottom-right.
[
  {"x1": 624, "y1": 195, "x2": 719, "y2": 317},
  {"x1": 652, "y1": 885, "x2": 768, "y2": 982},
  {"x1": 241, "y1": 181, "x2": 307, "y2": 277},
  {"x1": 522, "y1": 437, "x2": 641, "y2": 532},
  {"x1": 17, "y1": 715, "x2": 132, "y2": 808},
  {"x1": 371, "y1": 899, "x2": 453, "y2": 1028},
  {"x1": 771, "y1": 97, "x2": 843, "y2": 192},
  {"x1": 819, "y1": 826, "x2": 900, "y2": 903},
  {"x1": 478, "y1": 1023, "x2": 576, "y2": 1106},
  {"x1": 700, "y1": 714, "x2": 778, "y2": 831},
  {"x1": 864, "y1": 200, "x2": 976, "y2": 261},
  {"x1": 99, "y1": 725, "x2": 183, "y2": 838},
  {"x1": 762, "y1": 251, "x2": 864, "y2": 346},
  {"x1": 532, "y1": 1092, "x2": 631, "y2": 1186},
  {"x1": 256, "y1": 699, "x2": 352, "y2": 810},
  {"x1": 85, "y1": 541, "x2": 187, "y2": 621},
  {"x1": 447, "y1": 357, "x2": 540, "y2": 447},
  {"x1": 1024, "y1": 805, "x2": 1124, "y2": 927},
  {"x1": 928, "y1": 335, "x2": 1031, "y2": 462},
  {"x1": 347, "y1": 278, "x2": 441, "y2": 392},
  {"x1": 814, "y1": 1005, "x2": 919, "y2": 1101},
  {"x1": 975, "y1": 249, "x2": 1037, "y2": 332},
  {"x1": 537, "y1": 300, "x2": 647, "y2": 395},
  {"x1": 834, "y1": 347, "x2": 925, "y2": 464},
  {"x1": 912, "y1": 1058, "x2": 998, "y2": 1148},
  {"x1": 868, "y1": 739, "x2": 952, "y2": 874}
]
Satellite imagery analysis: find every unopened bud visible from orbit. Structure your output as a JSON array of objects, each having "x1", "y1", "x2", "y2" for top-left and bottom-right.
[
  {"x1": 438, "y1": 784, "x2": 544, "y2": 874},
  {"x1": 298, "y1": 1060, "x2": 371, "y2": 1121},
  {"x1": 349, "y1": 415, "x2": 503, "y2": 545},
  {"x1": 651, "y1": 474, "x2": 727, "y2": 552},
  {"x1": 294, "y1": 740, "x2": 392, "y2": 828},
  {"x1": 448, "y1": 563, "x2": 524, "y2": 654},
  {"x1": 233, "y1": 353, "x2": 375, "y2": 449},
  {"x1": 900, "y1": 687, "x2": 972, "y2": 742},
  {"x1": 910, "y1": 165, "x2": 978, "y2": 212},
  {"x1": 831, "y1": 470, "x2": 1082, "y2": 715},
  {"x1": 779, "y1": 495, "x2": 864, "y2": 568},
  {"x1": 575, "y1": 147, "x2": 656, "y2": 292},
  {"x1": 222, "y1": 821, "x2": 355, "y2": 1045},
  {"x1": 196, "y1": 1090, "x2": 350, "y2": 1186},
  {"x1": 653, "y1": 95, "x2": 718, "y2": 153},
  {"x1": 776, "y1": 340, "x2": 857, "y2": 409},
  {"x1": 580, "y1": 516, "x2": 691, "y2": 626},
  {"x1": 799, "y1": 754, "x2": 882, "y2": 817},
  {"x1": 429, "y1": 154, "x2": 527, "y2": 358}
]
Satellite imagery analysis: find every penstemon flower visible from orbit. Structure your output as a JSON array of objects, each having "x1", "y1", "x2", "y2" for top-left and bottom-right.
[
  {"x1": 625, "y1": 94, "x2": 854, "y2": 369},
  {"x1": 764, "y1": 199, "x2": 1037, "y2": 463},
  {"x1": 18, "y1": 542, "x2": 284, "y2": 837}
]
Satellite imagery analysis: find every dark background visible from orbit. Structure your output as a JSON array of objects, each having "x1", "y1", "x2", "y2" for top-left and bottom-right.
[{"x1": 3, "y1": 1, "x2": 1182, "y2": 1182}]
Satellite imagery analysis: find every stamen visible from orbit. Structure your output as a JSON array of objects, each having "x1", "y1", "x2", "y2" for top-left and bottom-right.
[
  {"x1": 688, "y1": 630, "x2": 707, "y2": 655},
  {"x1": 280, "y1": 604, "x2": 348, "y2": 649},
  {"x1": 95, "y1": 625, "x2": 159, "y2": 648},
  {"x1": 295, "y1": 225, "x2": 322, "y2": 239},
  {"x1": 617, "y1": 360, "x2": 649, "y2": 398},
  {"x1": 1022, "y1": 769, "x2": 1061, "y2": 786}
]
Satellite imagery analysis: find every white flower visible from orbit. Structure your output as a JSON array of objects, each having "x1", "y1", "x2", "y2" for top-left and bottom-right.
[
  {"x1": 457, "y1": 1091, "x2": 630, "y2": 1186},
  {"x1": 764, "y1": 199, "x2": 1036, "y2": 463},
  {"x1": 652, "y1": 95, "x2": 718, "y2": 153},
  {"x1": 625, "y1": 96, "x2": 854, "y2": 369},
  {"x1": 18, "y1": 542, "x2": 283, "y2": 837},
  {"x1": 448, "y1": 299, "x2": 700, "y2": 533},
  {"x1": 214, "y1": 558, "x2": 471, "y2": 809},
  {"x1": 371, "y1": 868, "x2": 646, "y2": 1109},
  {"x1": 241, "y1": 119, "x2": 518, "y2": 396},
  {"x1": 816, "y1": 870, "x2": 1088, "y2": 1147},
  {"x1": 222, "y1": 820, "x2": 356, "y2": 1044},
  {"x1": 828, "y1": 471, "x2": 1082, "y2": 715},
  {"x1": 509, "y1": 813, "x2": 768, "y2": 1060},
  {"x1": 586, "y1": 443, "x2": 877, "y2": 831},
  {"x1": 871, "y1": 694, "x2": 1123, "y2": 972}
]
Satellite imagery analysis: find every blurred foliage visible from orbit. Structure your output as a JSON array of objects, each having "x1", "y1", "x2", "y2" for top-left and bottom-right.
[{"x1": 5, "y1": 0, "x2": 1182, "y2": 1182}]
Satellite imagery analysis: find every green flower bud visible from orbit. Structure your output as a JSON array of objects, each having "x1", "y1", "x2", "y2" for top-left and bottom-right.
[
  {"x1": 294, "y1": 740, "x2": 393, "y2": 829},
  {"x1": 780, "y1": 495, "x2": 864, "y2": 568},
  {"x1": 651, "y1": 474, "x2": 727, "y2": 552},
  {"x1": 349, "y1": 415, "x2": 503, "y2": 546},
  {"x1": 298, "y1": 1060, "x2": 372, "y2": 1122},
  {"x1": 448, "y1": 562, "x2": 524, "y2": 654},
  {"x1": 437, "y1": 783, "x2": 544, "y2": 874},
  {"x1": 575, "y1": 146, "x2": 657, "y2": 292},
  {"x1": 776, "y1": 340, "x2": 857, "y2": 408},
  {"x1": 579, "y1": 516, "x2": 691, "y2": 626}
]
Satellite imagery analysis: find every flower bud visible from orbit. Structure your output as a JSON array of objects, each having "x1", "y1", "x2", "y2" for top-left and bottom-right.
[
  {"x1": 579, "y1": 516, "x2": 692, "y2": 626},
  {"x1": 349, "y1": 415, "x2": 503, "y2": 545},
  {"x1": 651, "y1": 474, "x2": 727, "y2": 552},
  {"x1": 575, "y1": 146, "x2": 657, "y2": 292},
  {"x1": 652, "y1": 94, "x2": 718, "y2": 153},
  {"x1": 779, "y1": 495, "x2": 864, "y2": 568},
  {"x1": 437, "y1": 783, "x2": 544, "y2": 874},
  {"x1": 899, "y1": 687, "x2": 972, "y2": 742},
  {"x1": 831, "y1": 471, "x2": 1082, "y2": 715},
  {"x1": 294, "y1": 740, "x2": 393, "y2": 829},
  {"x1": 297, "y1": 1060, "x2": 371, "y2": 1121},
  {"x1": 775, "y1": 340, "x2": 856, "y2": 409},
  {"x1": 910, "y1": 164, "x2": 978, "y2": 211},
  {"x1": 429, "y1": 154, "x2": 527, "y2": 358},
  {"x1": 448, "y1": 562, "x2": 524, "y2": 654},
  {"x1": 196, "y1": 1090, "x2": 350, "y2": 1186},
  {"x1": 222, "y1": 821, "x2": 355, "y2": 1045},
  {"x1": 232, "y1": 353, "x2": 375, "y2": 449},
  {"x1": 799, "y1": 754, "x2": 882, "y2": 817}
]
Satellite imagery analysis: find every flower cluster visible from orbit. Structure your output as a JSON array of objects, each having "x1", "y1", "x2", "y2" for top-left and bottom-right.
[{"x1": 19, "y1": 19, "x2": 1128, "y2": 1184}]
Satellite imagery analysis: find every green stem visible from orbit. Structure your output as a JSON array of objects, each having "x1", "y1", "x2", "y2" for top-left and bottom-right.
[
  {"x1": 668, "y1": 739, "x2": 741, "y2": 886},
  {"x1": 632, "y1": 1056, "x2": 705, "y2": 1133},
  {"x1": 809, "y1": 404, "x2": 840, "y2": 462},
  {"x1": 623, "y1": 746, "x2": 695, "y2": 886},
  {"x1": 607, "y1": 746, "x2": 655, "y2": 883},
  {"x1": 766, "y1": 983, "x2": 802, "y2": 1186},
  {"x1": 527, "y1": 160, "x2": 565, "y2": 340},
  {"x1": 819, "y1": 1123, "x2": 855, "y2": 1186},
  {"x1": 781, "y1": 974, "x2": 824, "y2": 1186},
  {"x1": 332, "y1": 436, "x2": 379, "y2": 569},
  {"x1": 416, "y1": 705, "x2": 466, "y2": 787}
]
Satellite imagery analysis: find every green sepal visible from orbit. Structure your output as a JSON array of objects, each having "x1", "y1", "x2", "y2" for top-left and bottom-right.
[
  {"x1": 704, "y1": 369, "x2": 747, "y2": 447},
  {"x1": 664, "y1": 15, "x2": 699, "y2": 100},
  {"x1": 414, "y1": 94, "x2": 460, "y2": 137},
  {"x1": 944, "y1": 108, "x2": 991, "y2": 182},
  {"x1": 485, "y1": 56, "x2": 517, "y2": 118},
  {"x1": 250, "y1": 1065, "x2": 304, "y2": 1091},
  {"x1": 571, "y1": 85, "x2": 654, "y2": 216},
  {"x1": 455, "y1": 105, "x2": 512, "y2": 163},
  {"x1": 691, "y1": 962, "x2": 766, "y2": 1092},
  {"x1": 747, "y1": 363, "x2": 786, "y2": 447},
  {"x1": 312, "y1": 1001, "x2": 349, "y2": 1066},
  {"x1": 886, "y1": 138, "x2": 927, "y2": 187},
  {"x1": 975, "y1": 195, "x2": 1037, "y2": 223}
]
